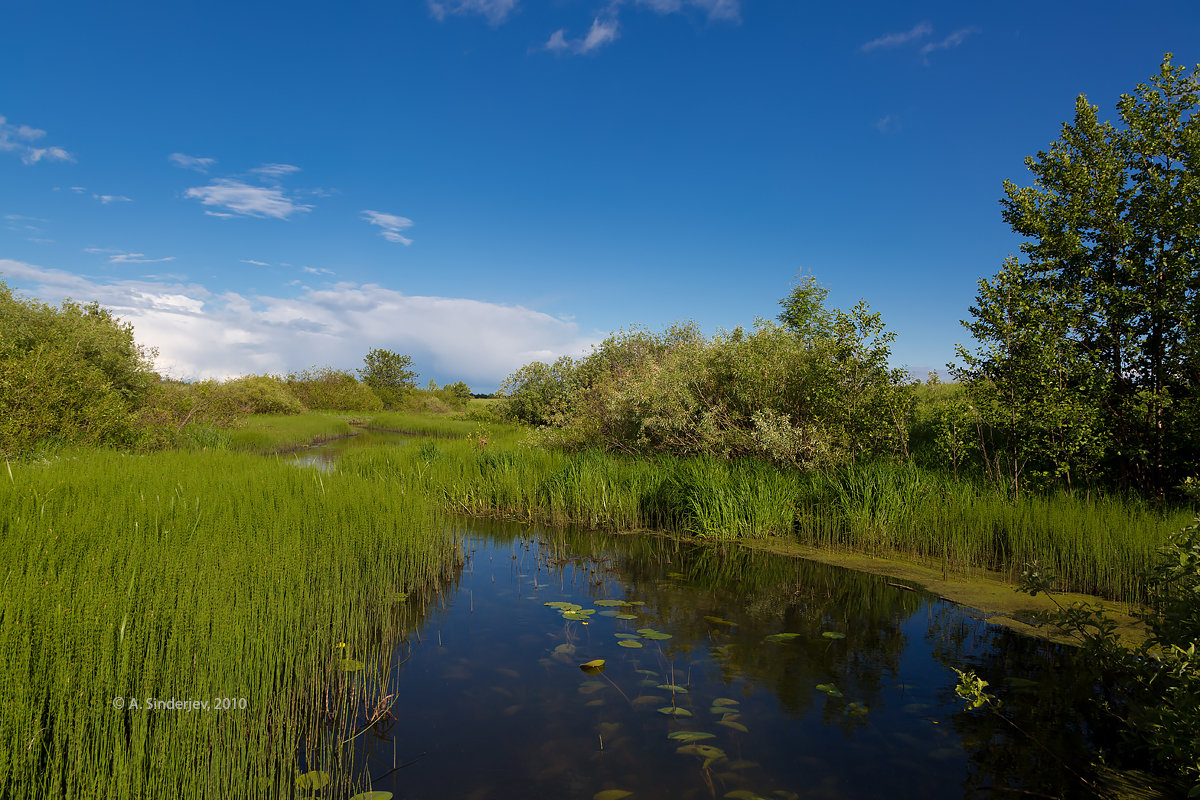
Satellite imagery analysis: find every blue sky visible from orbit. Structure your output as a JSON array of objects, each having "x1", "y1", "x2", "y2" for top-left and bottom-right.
[{"x1": 3, "y1": 1, "x2": 1198, "y2": 390}]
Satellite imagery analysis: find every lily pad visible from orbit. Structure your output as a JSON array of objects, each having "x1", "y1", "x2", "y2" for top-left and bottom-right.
[
  {"x1": 618, "y1": 639, "x2": 644, "y2": 648},
  {"x1": 296, "y1": 771, "x2": 331, "y2": 791},
  {"x1": 634, "y1": 669, "x2": 658, "y2": 676},
  {"x1": 639, "y1": 630, "x2": 673, "y2": 640},
  {"x1": 657, "y1": 706, "x2": 693, "y2": 717},
  {"x1": 677, "y1": 743, "x2": 726, "y2": 759},
  {"x1": 716, "y1": 719, "x2": 749, "y2": 733},
  {"x1": 598, "y1": 610, "x2": 621, "y2": 617},
  {"x1": 668, "y1": 730, "x2": 716, "y2": 742},
  {"x1": 562, "y1": 611, "x2": 590, "y2": 621},
  {"x1": 704, "y1": 616, "x2": 737, "y2": 627},
  {"x1": 615, "y1": 613, "x2": 638, "y2": 620},
  {"x1": 545, "y1": 601, "x2": 582, "y2": 611},
  {"x1": 821, "y1": 631, "x2": 846, "y2": 640},
  {"x1": 816, "y1": 683, "x2": 844, "y2": 698},
  {"x1": 712, "y1": 698, "x2": 740, "y2": 706},
  {"x1": 594, "y1": 600, "x2": 626, "y2": 607},
  {"x1": 656, "y1": 684, "x2": 688, "y2": 693},
  {"x1": 764, "y1": 633, "x2": 801, "y2": 643},
  {"x1": 594, "y1": 791, "x2": 633, "y2": 800},
  {"x1": 579, "y1": 659, "x2": 606, "y2": 673}
]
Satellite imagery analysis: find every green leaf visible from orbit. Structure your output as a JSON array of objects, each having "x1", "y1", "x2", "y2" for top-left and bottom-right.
[
  {"x1": 656, "y1": 684, "x2": 688, "y2": 693},
  {"x1": 716, "y1": 719, "x2": 749, "y2": 733},
  {"x1": 668, "y1": 730, "x2": 716, "y2": 742},
  {"x1": 594, "y1": 791, "x2": 633, "y2": 800},
  {"x1": 815, "y1": 683, "x2": 843, "y2": 698},
  {"x1": 821, "y1": 631, "x2": 845, "y2": 640},
  {"x1": 676, "y1": 744, "x2": 726, "y2": 761},
  {"x1": 640, "y1": 630, "x2": 672, "y2": 640},
  {"x1": 712, "y1": 697, "x2": 739, "y2": 706},
  {"x1": 580, "y1": 659, "x2": 606, "y2": 673},
  {"x1": 339, "y1": 659, "x2": 364, "y2": 672},
  {"x1": 615, "y1": 613, "x2": 638, "y2": 620},
  {"x1": 618, "y1": 639, "x2": 643, "y2": 648},
  {"x1": 704, "y1": 616, "x2": 737, "y2": 627},
  {"x1": 658, "y1": 706, "x2": 693, "y2": 716},
  {"x1": 764, "y1": 633, "x2": 801, "y2": 643},
  {"x1": 594, "y1": 599, "x2": 625, "y2": 607}
]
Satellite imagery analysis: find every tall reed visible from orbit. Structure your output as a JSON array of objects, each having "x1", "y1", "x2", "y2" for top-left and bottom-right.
[{"x1": 0, "y1": 449, "x2": 459, "y2": 799}]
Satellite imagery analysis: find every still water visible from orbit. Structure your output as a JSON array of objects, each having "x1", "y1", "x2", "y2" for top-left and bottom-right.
[
  {"x1": 347, "y1": 522, "x2": 1105, "y2": 800},
  {"x1": 292, "y1": 433, "x2": 1108, "y2": 799}
]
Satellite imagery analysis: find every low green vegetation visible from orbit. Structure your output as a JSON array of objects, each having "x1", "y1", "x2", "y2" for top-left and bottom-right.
[{"x1": 0, "y1": 449, "x2": 459, "y2": 799}]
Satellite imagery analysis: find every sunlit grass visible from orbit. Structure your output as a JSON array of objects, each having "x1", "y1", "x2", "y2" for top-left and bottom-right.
[
  {"x1": 0, "y1": 449, "x2": 459, "y2": 799},
  {"x1": 223, "y1": 412, "x2": 358, "y2": 454}
]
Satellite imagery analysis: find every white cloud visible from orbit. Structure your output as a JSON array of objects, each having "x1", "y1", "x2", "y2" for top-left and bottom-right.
[
  {"x1": 920, "y1": 27, "x2": 979, "y2": 60},
  {"x1": 0, "y1": 258, "x2": 598, "y2": 388},
  {"x1": 1, "y1": 116, "x2": 75, "y2": 164},
  {"x1": 301, "y1": 266, "x2": 335, "y2": 276},
  {"x1": 632, "y1": 0, "x2": 740, "y2": 22},
  {"x1": 428, "y1": 0, "x2": 517, "y2": 25},
  {"x1": 860, "y1": 21, "x2": 932, "y2": 52},
  {"x1": 874, "y1": 115, "x2": 893, "y2": 133},
  {"x1": 95, "y1": 194, "x2": 133, "y2": 204},
  {"x1": 185, "y1": 179, "x2": 312, "y2": 219},
  {"x1": 168, "y1": 153, "x2": 216, "y2": 172},
  {"x1": 362, "y1": 210, "x2": 415, "y2": 245},
  {"x1": 250, "y1": 163, "x2": 301, "y2": 179},
  {"x1": 545, "y1": 16, "x2": 619, "y2": 54},
  {"x1": 85, "y1": 247, "x2": 175, "y2": 264},
  {"x1": 241, "y1": 259, "x2": 271, "y2": 267}
]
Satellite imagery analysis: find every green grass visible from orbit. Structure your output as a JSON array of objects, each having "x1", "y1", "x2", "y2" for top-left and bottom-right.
[
  {"x1": 222, "y1": 413, "x2": 358, "y2": 454},
  {"x1": 337, "y1": 439, "x2": 1191, "y2": 603},
  {"x1": 0, "y1": 449, "x2": 459, "y2": 799},
  {"x1": 364, "y1": 410, "x2": 524, "y2": 443}
]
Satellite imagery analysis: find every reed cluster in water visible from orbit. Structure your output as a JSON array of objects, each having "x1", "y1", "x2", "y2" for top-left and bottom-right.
[
  {"x1": 338, "y1": 440, "x2": 1190, "y2": 603},
  {"x1": 0, "y1": 449, "x2": 459, "y2": 799}
]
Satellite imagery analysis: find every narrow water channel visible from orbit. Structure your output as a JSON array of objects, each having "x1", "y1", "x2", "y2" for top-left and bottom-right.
[{"x1": 296, "y1": 435, "x2": 1114, "y2": 799}]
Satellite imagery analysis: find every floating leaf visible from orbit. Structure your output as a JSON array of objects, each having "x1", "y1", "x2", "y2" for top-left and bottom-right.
[
  {"x1": 339, "y1": 659, "x2": 364, "y2": 672},
  {"x1": 594, "y1": 791, "x2": 633, "y2": 800},
  {"x1": 658, "y1": 706, "x2": 693, "y2": 717},
  {"x1": 296, "y1": 771, "x2": 331, "y2": 790},
  {"x1": 594, "y1": 600, "x2": 625, "y2": 607},
  {"x1": 821, "y1": 631, "x2": 846, "y2": 640},
  {"x1": 618, "y1": 639, "x2": 643, "y2": 648},
  {"x1": 350, "y1": 793, "x2": 393, "y2": 800},
  {"x1": 562, "y1": 612, "x2": 590, "y2": 621},
  {"x1": 666, "y1": 572, "x2": 686, "y2": 579},
  {"x1": 668, "y1": 730, "x2": 716, "y2": 742},
  {"x1": 579, "y1": 659, "x2": 606, "y2": 674},
  {"x1": 554, "y1": 644, "x2": 578, "y2": 656},
  {"x1": 656, "y1": 684, "x2": 688, "y2": 694},
  {"x1": 676, "y1": 744, "x2": 726, "y2": 761},
  {"x1": 711, "y1": 709, "x2": 741, "y2": 720},
  {"x1": 638, "y1": 679, "x2": 659, "y2": 687},
  {"x1": 764, "y1": 633, "x2": 801, "y2": 643},
  {"x1": 632, "y1": 695, "x2": 665, "y2": 706},
  {"x1": 625, "y1": 600, "x2": 646, "y2": 606},
  {"x1": 716, "y1": 719, "x2": 749, "y2": 733},
  {"x1": 640, "y1": 630, "x2": 672, "y2": 640},
  {"x1": 598, "y1": 610, "x2": 621, "y2": 617},
  {"x1": 712, "y1": 698, "x2": 740, "y2": 706},
  {"x1": 816, "y1": 683, "x2": 843, "y2": 698},
  {"x1": 634, "y1": 669, "x2": 659, "y2": 676},
  {"x1": 545, "y1": 601, "x2": 582, "y2": 611},
  {"x1": 704, "y1": 616, "x2": 737, "y2": 627},
  {"x1": 615, "y1": 613, "x2": 638, "y2": 620},
  {"x1": 585, "y1": 698, "x2": 605, "y2": 707}
]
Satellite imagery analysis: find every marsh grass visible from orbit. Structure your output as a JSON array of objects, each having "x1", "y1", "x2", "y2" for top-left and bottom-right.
[
  {"x1": 223, "y1": 412, "x2": 359, "y2": 454},
  {"x1": 338, "y1": 441, "x2": 1190, "y2": 603},
  {"x1": 0, "y1": 449, "x2": 459, "y2": 799}
]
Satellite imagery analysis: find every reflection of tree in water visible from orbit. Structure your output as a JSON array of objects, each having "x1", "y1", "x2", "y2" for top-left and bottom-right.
[{"x1": 926, "y1": 605, "x2": 1133, "y2": 799}]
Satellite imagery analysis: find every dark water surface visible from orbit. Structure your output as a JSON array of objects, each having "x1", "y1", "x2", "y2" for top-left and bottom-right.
[{"x1": 346, "y1": 521, "x2": 1107, "y2": 800}]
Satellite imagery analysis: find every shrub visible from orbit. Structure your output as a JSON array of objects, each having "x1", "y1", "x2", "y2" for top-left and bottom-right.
[{"x1": 287, "y1": 366, "x2": 383, "y2": 411}]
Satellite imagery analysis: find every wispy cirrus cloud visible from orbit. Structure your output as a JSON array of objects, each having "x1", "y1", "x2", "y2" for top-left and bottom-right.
[
  {"x1": 250, "y1": 163, "x2": 301, "y2": 180},
  {"x1": 362, "y1": 210, "x2": 415, "y2": 245},
  {"x1": 95, "y1": 194, "x2": 133, "y2": 204},
  {"x1": 0, "y1": 115, "x2": 74, "y2": 165},
  {"x1": 0, "y1": 258, "x2": 597, "y2": 388},
  {"x1": 920, "y1": 27, "x2": 979, "y2": 61},
  {"x1": 428, "y1": 0, "x2": 517, "y2": 25},
  {"x1": 860, "y1": 21, "x2": 931, "y2": 52},
  {"x1": 241, "y1": 259, "x2": 271, "y2": 267},
  {"x1": 185, "y1": 178, "x2": 312, "y2": 220},
  {"x1": 85, "y1": 247, "x2": 175, "y2": 264},
  {"x1": 630, "y1": 0, "x2": 740, "y2": 23},
  {"x1": 545, "y1": 16, "x2": 620, "y2": 54},
  {"x1": 169, "y1": 152, "x2": 216, "y2": 172}
]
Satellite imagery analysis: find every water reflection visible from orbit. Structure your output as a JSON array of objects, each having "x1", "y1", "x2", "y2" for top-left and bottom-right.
[
  {"x1": 335, "y1": 521, "x2": 1120, "y2": 800},
  {"x1": 288, "y1": 428, "x2": 412, "y2": 470}
]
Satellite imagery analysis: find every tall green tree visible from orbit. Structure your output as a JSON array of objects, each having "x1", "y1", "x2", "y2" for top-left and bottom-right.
[
  {"x1": 357, "y1": 348, "x2": 417, "y2": 408},
  {"x1": 960, "y1": 54, "x2": 1200, "y2": 496}
]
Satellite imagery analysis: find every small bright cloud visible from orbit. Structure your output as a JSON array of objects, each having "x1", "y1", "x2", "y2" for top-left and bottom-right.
[
  {"x1": 633, "y1": 0, "x2": 740, "y2": 23},
  {"x1": 94, "y1": 194, "x2": 133, "y2": 204},
  {"x1": 1, "y1": 116, "x2": 75, "y2": 165},
  {"x1": 0, "y1": 258, "x2": 597, "y2": 388},
  {"x1": 302, "y1": 265, "x2": 335, "y2": 276},
  {"x1": 185, "y1": 179, "x2": 312, "y2": 220},
  {"x1": 860, "y1": 21, "x2": 932, "y2": 52},
  {"x1": 428, "y1": 0, "x2": 517, "y2": 25},
  {"x1": 250, "y1": 163, "x2": 301, "y2": 179},
  {"x1": 241, "y1": 259, "x2": 271, "y2": 267},
  {"x1": 168, "y1": 152, "x2": 216, "y2": 172},
  {"x1": 874, "y1": 115, "x2": 893, "y2": 133},
  {"x1": 362, "y1": 210, "x2": 415, "y2": 245}
]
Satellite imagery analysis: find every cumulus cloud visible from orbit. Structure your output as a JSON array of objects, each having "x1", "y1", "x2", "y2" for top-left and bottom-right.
[
  {"x1": 185, "y1": 179, "x2": 312, "y2": 219},
  {"x1": 1, "y1": 115, "x2": 74, "y2": 165},
  {"x1": 0, "y1": 258, "x2": 597, "y2": 388},
  {"x1": 544, "y1": 16, "x2": 619, "y2": 54},
  {"x1": 860, "y1": 21, "x2": 932, "y2": 52},
  {"x1": 168, "y1": 153, "x2": 216, "y2": 172},
  {"x1": 428, "y1": 0, "x2": 517, "y2": 25},
  {"x1": 362, "y1": 210, "x2": 415, "y2": 245}
]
